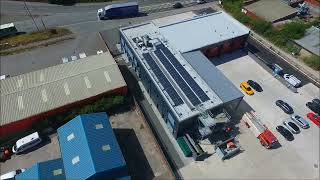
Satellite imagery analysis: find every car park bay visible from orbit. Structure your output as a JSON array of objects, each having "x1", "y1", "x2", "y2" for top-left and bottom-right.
[{"x1": 212, "y1": 50, "x2": 319, "y2": 178}]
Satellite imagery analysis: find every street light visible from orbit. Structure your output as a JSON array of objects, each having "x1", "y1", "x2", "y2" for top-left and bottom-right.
[{"x1": 23, "y1": 0, "x2": 40, "y2": 32}]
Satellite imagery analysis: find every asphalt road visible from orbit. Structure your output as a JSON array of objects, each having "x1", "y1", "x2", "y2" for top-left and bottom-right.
[{"x1": 1, "y1": 2, "x2": 219, "y2": 77}]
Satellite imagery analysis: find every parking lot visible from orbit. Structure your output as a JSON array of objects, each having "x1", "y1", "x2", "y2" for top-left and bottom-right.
[{"x1": 179, "y1": 50, "x2": 319, "y2": 179}]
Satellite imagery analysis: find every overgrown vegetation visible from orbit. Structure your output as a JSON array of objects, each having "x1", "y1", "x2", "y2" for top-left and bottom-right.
[
  {"x1": 0, "y1": 95, "x2": 126, "y2": 146},
  {"x1": 0, "y1": 27, "x2": 72, "y2": 50},
  {"x1": 221, "y1": 0, "x2": 320, "y2": 70},
  {"x1": 303, "y1": 55, "x2": 320, "y2": 71}
]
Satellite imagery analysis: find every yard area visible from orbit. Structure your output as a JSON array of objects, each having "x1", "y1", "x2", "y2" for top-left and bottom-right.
[
  {"x1": 221, "y1": 0, "x2": 320, "y2": 71},
  {"x1": 0, "y1": 107, "x2": 174, "y2": 180},
  {"x1": 179, "y1": 50, "x2": 319, "y2": 179},
  {"x1": 0, "y1": 27, "x2": 72, "y2": 51}
]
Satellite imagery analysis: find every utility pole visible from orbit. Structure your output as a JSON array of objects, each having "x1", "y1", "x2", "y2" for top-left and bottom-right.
[{"x1": 24, "y1": 0, "x2": 40, "y2": 32}]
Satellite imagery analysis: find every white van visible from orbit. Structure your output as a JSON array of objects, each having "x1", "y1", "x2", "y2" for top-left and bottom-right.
[
  {"x1": 283, "y1": 74, "x2": 301, "y2": 87},
  {"x1": 12, "y1": 132, "x2": 42, "y2": 154},
  {"x1": 0, "y1": 169, "x2": 25, "y2": 180}
]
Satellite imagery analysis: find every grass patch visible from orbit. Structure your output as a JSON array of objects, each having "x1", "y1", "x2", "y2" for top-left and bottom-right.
[
  {"x1": 221, "y1": 0, "x2": 320, "y2": 70},
  {"x1": 302, "y1": 55, "x2": 320, "y2": 71},
  {"x1": 0, "y1": 27, "x2": 72, "y2": 50}
]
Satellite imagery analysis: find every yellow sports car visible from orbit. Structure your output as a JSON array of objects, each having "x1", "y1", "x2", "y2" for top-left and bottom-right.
[{"x1": 240, "y1": 82, "x2": 254, "y2": 95}]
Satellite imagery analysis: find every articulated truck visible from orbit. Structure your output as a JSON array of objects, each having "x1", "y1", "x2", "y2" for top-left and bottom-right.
[{"x1": 97, "y1": 2, "x2": 139, "y2": 20}]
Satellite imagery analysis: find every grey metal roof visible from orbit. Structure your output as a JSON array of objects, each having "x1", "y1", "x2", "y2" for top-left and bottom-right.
[
  {"x1": 244, "y1": 0, "x2": 297, "y2": 22},
  {"x1": 182, "y1": 50, "x2": 244, "y2": 104},
  {"x1": 294, "y1": 26, "x2": 320, "y2": 56},
  {"x1": 0, "y1": 52, "x2": 126, "y2": 126},
  {"x1": 158, "y1": 11, "x2": 250, "y2": 53}
]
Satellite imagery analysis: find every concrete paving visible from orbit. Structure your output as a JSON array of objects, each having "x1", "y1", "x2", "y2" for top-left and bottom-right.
[
  {"x1": 109, "y1": 107, "x2": 174, "y2": 180},
  {"x1": 179, "y1": 50, "x2": 320, "y2": 179},
  {"x1": 0, "y1": 134, "x2": 61, "y2": 174}
]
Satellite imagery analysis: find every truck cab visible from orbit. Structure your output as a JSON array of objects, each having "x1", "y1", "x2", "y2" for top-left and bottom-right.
[{"x1": 283, "y1": 74, "x2": 301, "y2": 87}]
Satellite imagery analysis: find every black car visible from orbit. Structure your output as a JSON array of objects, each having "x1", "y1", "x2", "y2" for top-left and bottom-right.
[
  {"x1": 173, "y1": 2, "x2": 183, "y2": 8},
  {"x1": 276, "y1": 100, "x2": 294, "y2": 114},
  {"x1": 306, "y1": 102, "x2": 320, "y2": 114},
  {"x1": 276, "y1": 126, "x2": 294, "y2": 141},
  {"x1": 247, "y1": 80, "x2": 263, "y2": 92},
  {"x1": 313, "y1": 98, "x2": 320, "y2": 105}
]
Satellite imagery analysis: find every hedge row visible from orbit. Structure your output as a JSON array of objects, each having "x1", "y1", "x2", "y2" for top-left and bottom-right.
[{"x1": 0, "y1": 95, "x2": 125, "y2": 146}]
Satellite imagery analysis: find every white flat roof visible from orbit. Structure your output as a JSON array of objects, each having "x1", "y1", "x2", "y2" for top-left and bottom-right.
[{"x1": 158, "y1": 11, "x2": 250, "y2": 53}]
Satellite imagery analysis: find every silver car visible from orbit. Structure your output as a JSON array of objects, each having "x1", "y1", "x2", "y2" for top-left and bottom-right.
[
  {"x1": 283, "y1": 120, "x2": 300, "y2": 134},
  {"x1": 291, "y1": 114, "x2": 309, "y2": 129}
]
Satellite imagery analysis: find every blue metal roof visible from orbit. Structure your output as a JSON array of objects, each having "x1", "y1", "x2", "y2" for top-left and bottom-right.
[
  {"x1": 16, "y1": 159, "x2": 65, "y2": 180},
  {"x1": 182, "y1": 50, "x2": 244, "y2": 103},
  {"x1": 57, "y1": 112, "x2": 127, "y2": 180},
  {"x1": 159, "y1": 11, "x2": 250, "y2": 53}
]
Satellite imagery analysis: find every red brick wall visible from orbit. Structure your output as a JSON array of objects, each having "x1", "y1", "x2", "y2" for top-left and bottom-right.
[
  {"x1": 242, "y1": 8, "x2": 263, "y2": 21},
  {"x1": 0, "y1": 86, "x2": 128, "y2": 138}
]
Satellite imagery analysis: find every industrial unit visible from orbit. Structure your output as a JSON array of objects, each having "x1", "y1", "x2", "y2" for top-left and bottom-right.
[
  {"x1": 16, "y1": 113, "x2": 129, "y2": 180},
  {"x1": 242, "y1": 0, "x2": 298, "y2": 23},
  {"x1": 0, "y1": 52, "x2": 127, "y2": 138},
  {"x1": 57, "y1": 112, "x2": 129, "y2": 180},
  {"x1": 120, "y1": 11, "x2": 250, "y2": 139},
  {"x1": 16, "y1": 158, "x2": 65, "y2": 180}
]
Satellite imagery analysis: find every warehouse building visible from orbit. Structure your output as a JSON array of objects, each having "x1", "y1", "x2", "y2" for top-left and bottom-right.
[
  {"x1": 119, "y1": 11, "x2": 250, "y2": 138},
  {"x1": 0, "y1": 52, "x2": 127, "y2": 138},
  {"x1": 57, "y1": 112, "x2": 129, "y2": 180},
  {"x1": 242, "y1": 0, "x2": 298, "y2": 23},
  {"x1": 16, "y1": 158, "x2": 65, "y2": 180},
  {"x1": 293, "y1": 26, "x2": 320, "y2": 56}
]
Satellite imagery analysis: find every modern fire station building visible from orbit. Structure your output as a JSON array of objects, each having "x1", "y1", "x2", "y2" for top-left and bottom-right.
[{"x1": 119, "y1": 11, "x2": 250, "y2": 138}]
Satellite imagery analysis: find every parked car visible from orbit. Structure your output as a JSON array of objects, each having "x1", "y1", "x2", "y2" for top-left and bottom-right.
[
  {"x1": 275, "y1": 100, "x2": 293, "y2": 114},
  {"x1": 307, "y1": 112, "x2": 320, "y2": 127},
  {"x1": 247, "y1": 80, "x2": 263, "y2": 92},
  {"x1": 306, "y1": 102, "x2": 320, "y2": 114},
  {"x1": 12, "y1": 132, "x2": 42, "y2": 154},
  {"x1": 291, "y1": 114, "x2": 309, "y2": 129},
  {"x1": 173, "y1": 2, "x2": 183, "y2": 8},
  {"x1": 240, "y1": 82, "x2": 254, "y2": 95},
  {"x1": 276, "y1": 126, "x2": 294, "y2": 141},
  {"x1": 283, "y1": 74, "x2": 301, "y2": 87},
  {"x1": 0, "y1": 169, "x2": 25, "y2": 180},
  {"x1": 313, "y1": 98, "x2": 320, "y2": 106},
  {"x1": 0, "y1": 147, "x2": 11, "y2": 162},
  {"x1": 283, "y1": 120, "x2": 300, "y2": 134}
]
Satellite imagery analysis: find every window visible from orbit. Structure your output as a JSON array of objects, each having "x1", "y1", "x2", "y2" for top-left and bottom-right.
[
  {"x1": 67, "y1": 133, "x2": 75, "y2": 141},
  {"x1": 95, "y1": 124, "x2": 103, "y2": 129},
  {"x1": 102, "y1": 144, "x2": 111, "y2": 152},
  {"x1": 72, "y1": 156, "x2": 80, "y2": 165},
  {"x1": 53, "y1": 169, "x2": 62, "y2": 176}
]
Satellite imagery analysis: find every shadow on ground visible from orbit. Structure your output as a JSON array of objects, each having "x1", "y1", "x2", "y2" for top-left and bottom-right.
[{"x1": 114, "y1": 128, "x2": 154, "y2": 180}]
